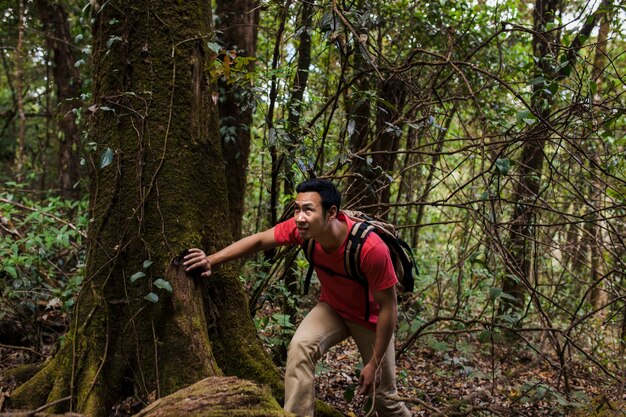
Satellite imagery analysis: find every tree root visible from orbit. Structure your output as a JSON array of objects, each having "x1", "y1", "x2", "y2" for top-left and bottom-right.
[{"x1": 132, "y1": 376, "x2": 287, "y2": 417}]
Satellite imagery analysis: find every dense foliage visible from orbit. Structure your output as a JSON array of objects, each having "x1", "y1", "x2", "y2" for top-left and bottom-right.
[{"x1": 0, "y1": 184, "x2": 87, "y2": 347}]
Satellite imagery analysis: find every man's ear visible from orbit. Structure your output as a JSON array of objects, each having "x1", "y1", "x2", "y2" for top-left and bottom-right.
[{"x1": 327, "y1": 205, "x2": 338, "y2": 221}]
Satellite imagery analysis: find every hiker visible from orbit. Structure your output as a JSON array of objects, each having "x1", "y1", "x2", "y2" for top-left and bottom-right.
[{"x1": 183, "y1": 179, "x2": 411, "y2": 417}]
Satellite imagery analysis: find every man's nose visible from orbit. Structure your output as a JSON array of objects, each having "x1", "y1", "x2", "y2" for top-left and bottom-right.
[{"x1": 296, "y1": 211, "x2": 305, "y2": 223}]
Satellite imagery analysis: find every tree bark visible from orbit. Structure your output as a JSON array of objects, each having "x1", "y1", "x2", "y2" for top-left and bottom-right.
[
  {"x1": 370, "y1": 75, "x2": 408, "y2": 217},
  {"x1": 341, "y1": 0, "x2": 408, "y2": 216},
  {"x1": 501, "y1": 0, "x2": 610, "y2": 315},
  {"x1": 279, "y1": 0, "x2": 315, "y2": 359},
  {"x1": 500, "y1": 0, "x2": 561, "y2": 315},
  {"x1": 286, "y1": 0, "x2": 313, "y2": 142},
  {"x1": 588, "y1": 7, "x2": 611, "y2": 309},
  {"x1": 216, "y1": 0, "x2": 259, "y2": 240},
  {"x1": 35, "y1": 0, "x2": 83, "y2": 200},
  {"x1": 13, "y1": 0, "x2": 26, "y2": 180},
  {"x1": 345, "y1": 49, "x2": 373, "y2": 210},
  {"x1": 347, "y1": 73, "x2": 407, "y2": 216},
  {"x1": 132, "y1": 376, "x2": 286, "y2": 417},
  {"x1": 412, "y1": 108, "x2": 455, "y2": 248},
  {"x1": 7, "y1": 1, "x2": 280, "y2": 415},
  {"x1": 268, "y1": 1, "x2": 292, "y2": 226}
]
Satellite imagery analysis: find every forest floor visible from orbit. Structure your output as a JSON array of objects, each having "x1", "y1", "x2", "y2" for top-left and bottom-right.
[
  {"x1": 313, "y1": 337, "x2": 625, "y2": 416},
  {"x1": 1, "y1": 311, "x2": 626, "y2": 417},
  {"x1": 255, "y1": 297, "x2": 626, "y2": 417}
]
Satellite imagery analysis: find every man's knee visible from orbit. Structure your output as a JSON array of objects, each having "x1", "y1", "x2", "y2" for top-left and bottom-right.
[{"x1": 286, "y1": 336, "x2": 318, "y2": 368}]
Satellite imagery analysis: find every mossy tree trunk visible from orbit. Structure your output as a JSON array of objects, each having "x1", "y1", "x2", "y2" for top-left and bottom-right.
[{"x1": 8, "y1": 1, "x2": 280, "y2": 416}]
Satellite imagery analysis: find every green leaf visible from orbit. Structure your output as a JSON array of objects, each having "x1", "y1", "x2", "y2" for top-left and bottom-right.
[
  {"x1": 431, "y1": 341, "x2": 449, "y2": 352},
  {"x1": 143, "y1": 260, "x2": 153, "y2": 269},
  {"x1": 469, "y1": 252, "x2": 485, "y2": 265},
  {"x1": 130, "y1": 271, "x2": 146, "y2": 283},
  {"x1": 506, "y1": 274, "x2": 522, "y2": 285},
  {"x1": 99, "y1": 148, "x2": 114, "y2": 169},
  {"x1": 536, "y1": 385, "x2": 547, "y2": 399},
  {"x1": 497, "y1": 313, "x2": 519, "y2": 325},
  {"x1": 558, "y1": 59, "x2": 571, "y2": 76},
  {"x1": 144, "y1": 292, "x2": 159, "y2": 303},
  {"x1": 107, "y1": 35, "x2": 123, "y2": 48},
  {"x1": 528, "y1": 76, "x2": 545, "y2": 86},
  {"x1": 499, "y1": 291, "x2": 518, "y2": 301},
  {"x1": 343, "y1": 385, "x2": 355, "y2": 402},
  {"x1": 489, "y1": 286, "x2": 502, "y2": 301},
  {"x1": 153, "y1": 278, "x2": 172, "y2": 293},
  {"x1": 347, "y1": 119, "x2": 355, "y2": 137},
  {"x1": 495, "y1": 158, "x2": 510, "y2": 176},
  {"x1": 4, "y1": 265, "x2": 17, "y2": 279},
  {"x1": 478, "y1": 330, "x2": 493, "y2": 343},
  {"x1": 320, "y1": 11, "x2": 339, "y2": 32},
  {"x1": 207, "y1": 42, "x2": 221, "y2": 53},
  {"x1": 548, "y1": 82, "x2": 559, "y2": 95}
]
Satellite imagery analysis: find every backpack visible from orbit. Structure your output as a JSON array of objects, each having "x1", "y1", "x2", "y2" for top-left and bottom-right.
[{"x1": 301, "y1": 210, "x2": 418, "y2": 320}]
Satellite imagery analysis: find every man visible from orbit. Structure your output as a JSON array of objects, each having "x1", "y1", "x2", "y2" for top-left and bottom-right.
[{"x1": 184, "y1": 179, "x2": 410, "y2": 417}]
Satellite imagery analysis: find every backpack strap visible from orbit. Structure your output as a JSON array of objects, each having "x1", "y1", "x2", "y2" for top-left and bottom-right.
[
  {"x1": 345, "y1": 222, "x2": 375, "y2": 280},
  {"x1": 345, "y1": 222, "x2": 375, "y2": 321},
  {"x1": 302, "y1": 239, "x2": 315, "y2": 295}
]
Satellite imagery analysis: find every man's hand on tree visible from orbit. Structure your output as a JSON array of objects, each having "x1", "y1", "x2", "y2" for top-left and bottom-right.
[{"x1": 183, "y1": 248, "x2": 212, "y2": 278}]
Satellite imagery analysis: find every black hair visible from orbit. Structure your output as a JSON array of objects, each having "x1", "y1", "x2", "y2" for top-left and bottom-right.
[{"x1": 296, "y1": 179, "x2": 341, "y2": 214}]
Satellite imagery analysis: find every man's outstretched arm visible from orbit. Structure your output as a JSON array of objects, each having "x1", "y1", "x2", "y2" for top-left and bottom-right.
[{"x1": 184, "y1": 227, "x2": 279, "y2": 278}]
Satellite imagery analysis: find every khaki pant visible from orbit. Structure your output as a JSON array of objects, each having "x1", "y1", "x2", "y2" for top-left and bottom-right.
[{"x1": 284, "y1": 302, "x2": 411, "y2": 417}]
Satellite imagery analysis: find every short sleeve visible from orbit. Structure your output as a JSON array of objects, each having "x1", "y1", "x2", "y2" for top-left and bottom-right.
[{"x1": 273, "y1": 217, "x2": 303, "y2": 246}]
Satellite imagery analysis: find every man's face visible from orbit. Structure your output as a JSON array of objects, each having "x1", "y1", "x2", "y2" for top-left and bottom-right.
[{"x1": 294, "y1": 191, "x2": 333, "y2": 240}]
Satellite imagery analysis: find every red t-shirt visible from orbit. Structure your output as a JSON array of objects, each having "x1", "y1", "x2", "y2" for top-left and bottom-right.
[{"x1": 273, "y1": 212, "x2": 398, "y2": 330}]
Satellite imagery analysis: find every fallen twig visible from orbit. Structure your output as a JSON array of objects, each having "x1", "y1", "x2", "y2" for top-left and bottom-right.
[{"x1": 0, "y1": 343, "x2": 48, "y2": 359}]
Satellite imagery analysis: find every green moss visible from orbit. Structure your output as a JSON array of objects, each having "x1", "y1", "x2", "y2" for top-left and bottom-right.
[
  {"x1": 314, "y1": 400, "x2": 344, "y2": 417},
  {"x1": 2, "y1": 362, "x2": 45, "y2": 385},
  {"x1": 570, "y1": 397, "x2": 626, "y2": 417},
  {"x1": 7, "y1": 359, "x2": 56, "y2": 409},
  {"x1": 205, "y1": 273, "x2": 284, "y2": 399},
  {"x1": 133, "y1": 376, "x2": 289, "y2": 417}
]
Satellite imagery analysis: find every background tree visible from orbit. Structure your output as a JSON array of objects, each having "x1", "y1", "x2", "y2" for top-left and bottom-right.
[
  {"x1": 35, "y1": 0, "x2": 83, "y2": 200},
  {"x1": 13, "y1": 0, "x2": 26, "y2": 179},
  {"x1": 501, "y1": 0, "x2": 612, "y2": 318},
  {"x1": 215, "y1": 0, "x2": 259, "y2": 241}
]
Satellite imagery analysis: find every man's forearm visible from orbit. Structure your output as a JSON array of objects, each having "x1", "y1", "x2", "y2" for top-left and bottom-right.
[
  {"x1": 370, "y1": 302, "x2": 396, "y2": 366},
  {"x1": 208, "y1": 228, "x2": 277, "y2": 267}
]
